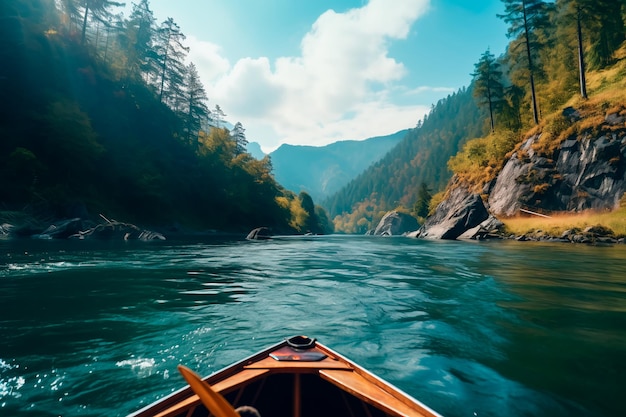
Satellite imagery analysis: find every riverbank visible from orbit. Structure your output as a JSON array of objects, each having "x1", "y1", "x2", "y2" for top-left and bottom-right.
[
  {"x1": 3, "y1": 207, "x2": 625, "y2": 245},
  {"x1": 0, "y1": 210, "x2": 245, "y2": 241},
  {"x1": 498, "y1": 205, "x2": 626, "y2": 244}
]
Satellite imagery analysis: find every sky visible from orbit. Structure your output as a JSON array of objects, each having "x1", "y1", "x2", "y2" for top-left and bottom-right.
[{"x1": 141, "y1": 0, "x2": 510, "y2": 152}]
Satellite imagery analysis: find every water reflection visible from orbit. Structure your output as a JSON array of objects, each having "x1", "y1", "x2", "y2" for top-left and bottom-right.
[{"x1": 473, "y1": 241, "x2": 626, "y2": 417}]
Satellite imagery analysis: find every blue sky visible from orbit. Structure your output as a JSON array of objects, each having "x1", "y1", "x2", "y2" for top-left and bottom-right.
[{"x1": 142, "y1": 0, "x2": 509, "y2": 152}]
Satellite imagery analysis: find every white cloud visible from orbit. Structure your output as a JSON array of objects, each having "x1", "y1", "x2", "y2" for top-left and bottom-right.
[
  {"x1": 406, "y1": 86, "x2": 457, "y2": 96},
  {"x1": 190, "y1": 0, "x2": 431, "y2": 151},
  {"x1": 186, "y1": 35, "x2": 230, "y2": 80},
  {"x1": 212, "y1": 57, "x2": 284, "y2": 118}
]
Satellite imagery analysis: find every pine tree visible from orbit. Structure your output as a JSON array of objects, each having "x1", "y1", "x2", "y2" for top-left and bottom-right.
[
  {"x1": 298, "y1": 191, "x2": 320, "y2": 234},
  {"x1": 231, "y1": 122, "x2": 248, "y2": 155},
  {"x1": 413, "y1": 182, "x2": 432, "y2": 219},
  {"x1": 56, "y1": 0, "x2": 82, "y2": 34},
  {"x1": 498, "y1": 0, "x2": 551, "y2": 125},
  {"x1": 582, "y1": 0, "x2": 625, "y2": 69},
  {"x1": 181, "y1": 63, "x2": 209, "y2": 146},
  {"x1": 121, "y1": 0, "x2": 156, "y2": 81},
  {"x1": 154, "y1": 17, "x2": 189, "y2": 104},
  {"x1": 472, "y1": 49, "x2": 505, "y2": 132},
  {"x1": 211, "y1": 104, "x2": 227, "y2": 128},
  {"x1": 79, "y1": 0, "x2": 124, "y2": 45}
]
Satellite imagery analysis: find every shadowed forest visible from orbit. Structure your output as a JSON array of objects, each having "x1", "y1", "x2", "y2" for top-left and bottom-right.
[{"x1": 0, "y1": 0, "x2": 333, "y2": 234}]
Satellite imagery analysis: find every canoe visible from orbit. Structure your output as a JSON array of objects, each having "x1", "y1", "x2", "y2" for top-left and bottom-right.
[{"x1": 128, "y1": 336, "x2": 442, "y2": 417}]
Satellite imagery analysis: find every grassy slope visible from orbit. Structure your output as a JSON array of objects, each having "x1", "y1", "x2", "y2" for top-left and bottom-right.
[
  {"x1": 503, "y1": 197, "x2": 626, "y2": 238},
  {"x1": 450, "y1": 46, "x2": 626, "y2": 238},
  {"x1": 503, "y1": 46, "x2": 626, "y2": 237}
]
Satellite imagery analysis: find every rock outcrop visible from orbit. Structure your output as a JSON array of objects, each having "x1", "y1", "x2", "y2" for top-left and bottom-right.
[
  {"x1": 458, "y1": 215, "x2": 505, "y2": 240},
  {"x1": 0, "y1": 223, "x2": 13, "y2": 236},
  {"x1": 369, "y1": 211, "x2": 419, "y2": 236},
  {"x1": 417, "y1": 182, "x2": 489, "y2": 239},
  {"x1": 418, "y1": 107, "x2": 626, "y2": 242},
  {"x1": 489, "y1": 113, "x2": 626, "y2": 216},
  {"x1": 32, "y1": 218, "x2": 93, "y2": 239},
  {"x1": 69, "y1": 220, "x2": 165, "y2": 241},
  {"x1": 4, "y1": 215, "x2": 166, "y2": 241},
  {"x1": 246, "y1": 227, "x2": 272, "y2": 240}
]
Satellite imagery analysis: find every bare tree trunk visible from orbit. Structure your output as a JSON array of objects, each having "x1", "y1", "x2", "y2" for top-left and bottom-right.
[
  {"x1": 577, "y1": 5, "x2": 588, "y2": 99},
  {"x1": 522, "y1": 0, "x2": 540, "y2": 125},
  {"x1": 487, "y1": 82, "x2": 495, "y2": 133}
]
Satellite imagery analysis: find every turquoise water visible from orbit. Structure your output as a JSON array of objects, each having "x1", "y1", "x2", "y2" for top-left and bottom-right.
[{"x1": 1, "y1": 236, "x2": 625, "y2": 417}]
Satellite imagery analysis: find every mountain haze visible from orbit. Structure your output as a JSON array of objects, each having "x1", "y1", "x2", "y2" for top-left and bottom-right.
[
  {"x1": 246, "y1": 142, "x2": 266, "y2": 160},
  {"x1": 269, "y1": 130, "x2": 408, "y2": 201},
  {"x1": 325, "y1": 88, "x2": 486, "y2": 233}
]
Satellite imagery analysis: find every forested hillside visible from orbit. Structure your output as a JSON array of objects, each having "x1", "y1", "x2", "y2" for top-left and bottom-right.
[
  {"x1": 0, "y1": 0, "x2": 332, "y2": 234},
  {"x1": 325, "y1": 88, "x2": 486, "y2": 233},
  {"x1": 327, "y1": 0, "x2": 626, "y2": 234},
  {"x1": 450, "y1": 0, "x2": 626, "y2": 192},
  {"x1": 270, "y1": 130, "x2": 407, "y2": 202}
]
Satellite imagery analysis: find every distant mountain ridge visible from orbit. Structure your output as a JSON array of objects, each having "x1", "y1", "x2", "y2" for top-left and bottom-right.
[
  {"x1": 247, "y1": 141, "x2": 266, "y2": 160},
  {"x1": 267, "y1": 130, "x2": 409, "y2": 201}
]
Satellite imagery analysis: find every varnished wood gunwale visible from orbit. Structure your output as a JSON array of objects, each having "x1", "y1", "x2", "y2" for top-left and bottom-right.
[{"x1": 127, "y1": 338, "x2": 443, "y2": 417}]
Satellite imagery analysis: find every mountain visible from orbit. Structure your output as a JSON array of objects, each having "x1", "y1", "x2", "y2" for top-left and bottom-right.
[
  {"x1": 247, "y1": 142, "x2": 267, "y2": 160},
  {"x1": 325, "y1": 88, "x2": 486, "y2": 233},
  {"x1": 268, "y1": 130, "x2": 408, "y2": 202}
]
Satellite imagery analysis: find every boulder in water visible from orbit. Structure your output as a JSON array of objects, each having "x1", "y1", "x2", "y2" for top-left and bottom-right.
[
  {"x1": 246, "y1": 227, "x2": 272, "y2": 240},
  {"x1": 418, "y1": 182, "x2": 489, "y2": 240},
  {"x1": 371, "y1": 211, "x2": 419, "y2": 236},
  {"x1": 69, "y1": 218, "x2": 165, "y2": 241}
]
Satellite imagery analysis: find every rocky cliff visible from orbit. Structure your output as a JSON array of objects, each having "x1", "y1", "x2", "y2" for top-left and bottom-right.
[
  {"x1": 489, "y1": 109, "x2": 626, "y2": 216},
  {"x1": 420, "y1": 107, "x2": 626, "y2": 240}
]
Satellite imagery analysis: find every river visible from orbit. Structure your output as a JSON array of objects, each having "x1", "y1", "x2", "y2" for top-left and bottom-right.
[{"x1": 0, "y1": 235, "x2": 624, "y2": 417}]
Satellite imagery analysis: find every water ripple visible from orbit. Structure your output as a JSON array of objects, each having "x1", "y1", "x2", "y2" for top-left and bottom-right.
[{"x1": 0, "y1": 237, "x2": 624, "y2": 417}]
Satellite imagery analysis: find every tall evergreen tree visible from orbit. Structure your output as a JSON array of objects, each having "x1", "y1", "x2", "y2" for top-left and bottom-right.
[
  {"x1": 231, "y1": 122, "x2": 248, "y2": 155},
  {"x1": 121, "y1": 0, "x2": 156, "y2": 81},
  {"x1": 98, "y1": 11, "x2": 125, "y2": 64},
  {"x1": 498, "y1": 0, "x2": 551, "y2": 125},
  {"x1": 154, "y1": 17, "x2": 189, "y2": 104},
  {"x1": 181, "y1": 63, "x2": 209, "y2": 146},
  {"x1": 574, "y1": 2, "x2": 588, "y2": 98},
  {"x1": 79, "y1": 0, "x2": 125, "y2": 45},
  {"x1": 472, "y1": 49, "x2": 505, "y2": 132},
  {"x1": 413, "y1": 182, "x2": 432, "y2": 219},
  {"x1": 56, "y1": 0, "x2": 82, "y2": 33},
  {"x1": 299, "y1": 191, "x2": 320, "y2": 234},
  {"x1": 500, "y1": 84, "x2": 525, "y2": 131},
  {"x1": 583, "y1": 0, "x2": 625, "y2": 69},
  {"x1": 211, "y1": 104, "x2": 227, "y2": 128}
]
